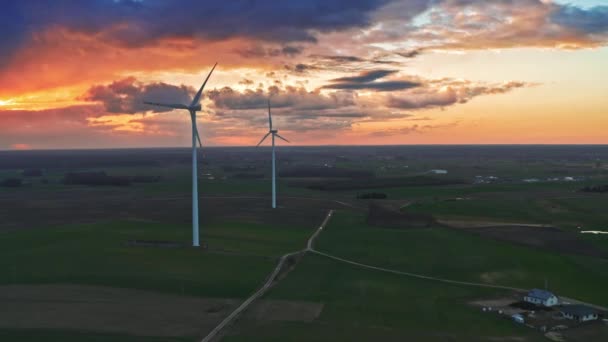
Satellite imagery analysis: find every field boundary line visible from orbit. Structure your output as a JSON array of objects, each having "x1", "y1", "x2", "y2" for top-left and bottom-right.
[
  {"x1": 201, "y1": 209, "x2": 334, "y2": 342},
  {"x1": 310, "y1": 249, "x2": 521, "y2": 291},
  {"x1": 310, "y1": 250, "x2": 608, "y2": 311}
]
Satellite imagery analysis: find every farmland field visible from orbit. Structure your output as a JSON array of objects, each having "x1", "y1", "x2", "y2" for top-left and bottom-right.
[{"x1": 1, "y1": 146, "x2": 608, "y2": 341}]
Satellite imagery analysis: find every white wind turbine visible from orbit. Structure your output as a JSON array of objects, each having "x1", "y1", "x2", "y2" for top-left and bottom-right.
[
  {"x1": 144, "y1": 63, "x2": 217, "y2": 247},
  {"x1": 257, "y1": 100, "x2": 290, "y2": 209}
]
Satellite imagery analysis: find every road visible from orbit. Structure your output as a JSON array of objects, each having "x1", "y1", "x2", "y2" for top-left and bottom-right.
[
  {"x1": 202, "y1": 207, "x2": 607, "y2": 341},
  {"x1": 200, "y1": 209, "x2": 334, "y2": 342}
]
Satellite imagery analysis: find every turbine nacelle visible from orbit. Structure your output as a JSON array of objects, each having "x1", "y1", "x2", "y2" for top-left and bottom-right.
[
  {"x1": 270, "y1": 129, "x2": 278, "y2": 134},
  {"x1": 143, "y1": 63, "x2": 217, "y2": 150}
]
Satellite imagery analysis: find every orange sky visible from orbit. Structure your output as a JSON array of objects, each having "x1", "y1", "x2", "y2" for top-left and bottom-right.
[{"x1": 1, "y1": 0, "x2": 607, "y2": 149}]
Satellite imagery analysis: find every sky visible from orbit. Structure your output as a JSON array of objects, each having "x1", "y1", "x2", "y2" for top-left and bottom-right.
[{"x1": 0, "y1": 0, "x2": 607, "y2": 149}]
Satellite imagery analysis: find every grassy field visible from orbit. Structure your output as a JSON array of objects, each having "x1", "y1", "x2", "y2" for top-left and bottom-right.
[
  {"x1": 0, "y1": 329, "x2": 191, "y2": 342},
  {"x1": 0, "y1": 219, "x2": 312, "y2": 298},
  {"x1": 3, "y1": 147, "x2": 608, "y2": 340},
  {"x1": 223, "y1": 209, "x2": 608, "y2": 340},
  {"x1": 406, "y1": 194, "x2": 608, "y2": 229},
  {"x1": 225, "y1": 253, "x2": 541, "y2": 341},
  {"x1": 314, "y1": 211, "x2": 608, "y2": 307}
]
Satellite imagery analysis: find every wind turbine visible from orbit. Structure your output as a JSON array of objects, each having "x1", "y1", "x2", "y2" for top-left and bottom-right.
[
  {"x1": 256, "y1": 100, "x2": 290, "y2": 209},
  {"x1": 144, "y1": 62, "x2": 217, "y2": 247}
]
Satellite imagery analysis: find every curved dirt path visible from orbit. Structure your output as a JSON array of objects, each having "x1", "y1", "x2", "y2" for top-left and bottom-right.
[{"x1": 201, "y1": 210, "x2": 334, "y2": 342}]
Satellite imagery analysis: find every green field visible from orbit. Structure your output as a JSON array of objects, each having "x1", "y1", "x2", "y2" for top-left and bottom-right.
[
  {"x1": 0, "y1": 220, "x2": 312, "y2": 298},
  {"x1": 226, "y1": 255, "x2": 539, "y2": 341},
  {"x1": 3, "y1": 147, "x2": 608, "y2": 340},
  {"x1": 0, "y1": 329, "x2": 191, "y2": 342},
  {"x1": 315, "y1": 211, "x2": 608, "y2": 306}
]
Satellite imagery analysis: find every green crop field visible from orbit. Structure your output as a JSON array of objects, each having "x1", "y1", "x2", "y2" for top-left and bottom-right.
[
  {"x1": 225, "y1": 254, "x2": 541, "y2": 341},
  {"x1": 224, "y1": 209, "x2": 608, "y2": 341},
  {"x1": 0, "y1": 219, "x2": 312, "y2": 298},
  {"x1": 314, "y1": 211, "x2": 608, "y2": 306}
]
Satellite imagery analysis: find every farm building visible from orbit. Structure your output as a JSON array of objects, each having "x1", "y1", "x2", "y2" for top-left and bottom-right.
[
  {"x1": 523, "y1": 289, "x2": 559, "y2": 307},
  {"x1": 560, "y1": 305, "x2": 599, "y2": 322},
  {"x1": 429, "y1": 169, "x2": 448, "y2": 174}
]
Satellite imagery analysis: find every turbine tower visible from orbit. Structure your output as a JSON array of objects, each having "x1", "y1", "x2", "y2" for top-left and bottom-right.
[
  {"x1": 256, "y1": 100, "x2": 290, "y2": 208},
  {"x1": 144, "y1": 63, "x2": 217, "y2": 247}
]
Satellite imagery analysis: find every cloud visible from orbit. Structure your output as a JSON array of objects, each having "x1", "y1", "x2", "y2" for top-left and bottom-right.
[
  {"x1": 330, "y1": 69, "x2": 398, "y2": 83},
  {"x1": 322, "y1": 69, "x2": 420, "y2": 91},
  {"x1": 208, "y1": 86, "x2": 356, "y2": 111},
  {"x1": 0, "y1": 1, "x2": 391, "y2": 57},
  {"x1": 82, "y1": 77, "x2": 195, "y2": 114},
  {"x1": 387, "y1": 80, "x2": 531, "y2": 109},
  {"x1": 0, "y1": 105, "x2": 103, "y2": 149},
  {"x1": 402, "y1": 1, "x2": 608, "y2": 50},
  {"x1": 233, "y1": 44, "x2": 304, "y2": 58}
]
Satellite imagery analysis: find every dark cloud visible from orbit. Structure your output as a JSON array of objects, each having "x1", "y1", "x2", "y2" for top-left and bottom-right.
[
  {"x1": 323, "y1": 69, "x2": 420, "y2": 91},
  {"x1": 284, "y1": 63, "x2": 318, "y2": 74},
  {"x1": 331, "y1": 69, "x2": 398, "y2": 83},
  {"x1": 83, "y1": 77, "x2": 194, "y2": 114},
  {"x1": 387, "y1": 81, "x2": 530, "y2": 109},
  {"x1": 310, "y1": 55, "x2": 365, "y2": 63},
  {"x1": 1, "y1": 0, "x2": 391, "y2": 64},
  {"x1": 323, "y1": 80, "x2": 420, "y2": 91},
  {"x1": 282, "y1": 45, "x2": 304, "y2": 57},
  {"x1": 234, "y1": 44, "x2": 305, "y2": 58}
]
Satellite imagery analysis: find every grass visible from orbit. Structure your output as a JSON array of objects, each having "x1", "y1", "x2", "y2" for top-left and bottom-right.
[
  {"x1": 406, "y1": 194, "x2": 608, "y2": 229},
  {"x1": 0, "y1": 329, "x2": 192, "y2": 342},
  {"x1": 0, "y1": 219, "x2": 313, "y2": 298},
  {"x1": 225, "y1": 254, "x2": 542, "y2": 341},
  {"x1": 226, "y1": 209, "x2": 608, "y2": 340},
  {"x1": 314, "y1": 211, "x2": 608, "y2": 307}
]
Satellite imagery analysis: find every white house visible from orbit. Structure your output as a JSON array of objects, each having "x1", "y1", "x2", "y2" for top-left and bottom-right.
[
  {"x1": 523, "y1": 289, "x2": 559, "y2": 307},
  {"x1": 561, "y1": 305, "x2": 599, "y2": 322}
]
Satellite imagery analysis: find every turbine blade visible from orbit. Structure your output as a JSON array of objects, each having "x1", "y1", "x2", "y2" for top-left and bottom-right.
[
  {"x1": 275, "y1": 133, "x2": 290, "y2": 143},
  {"x1": 190, "y1": 62, "x2": 218, "y2": 107},
  {"x1": 190, "y1": 113, "x2": 203, "y2": 148},
  {"x1": 268, "y1": 99, "x2": 272, "y2": 130},
  {"x1": 144, "y1": 101, "x2": 189, "y2": 109},
  {"x1": 194, "y1": 124, "x2": 203, "y2": 148},
  {"x1": 256, "y1": 132, "x2": 271, "y2": 147}
]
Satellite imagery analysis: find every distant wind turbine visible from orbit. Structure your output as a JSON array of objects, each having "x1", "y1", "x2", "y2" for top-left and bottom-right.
[
  {"x1": 144, "y1": 63, "x2": 217, "y2": 247},
  {"x1": 256, "y1": 100, "x2": 290, "y2": 209}
]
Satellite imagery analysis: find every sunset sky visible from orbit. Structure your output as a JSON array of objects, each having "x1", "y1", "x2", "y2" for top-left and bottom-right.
[{"x1": 1, "y1": 0, "x2": 607, "y2": 149}]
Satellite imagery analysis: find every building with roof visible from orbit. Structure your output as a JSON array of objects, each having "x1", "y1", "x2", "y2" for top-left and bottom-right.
[
  {"x1": 523, "y1": 289, "x2": 559, "y2": 307},
  {"x1": 560, "y1": 304, "x2": 599, "y2": 322}
]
